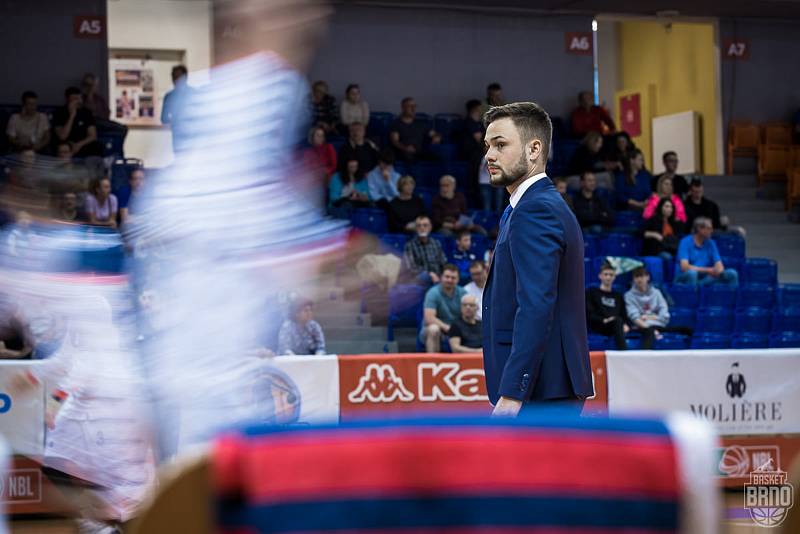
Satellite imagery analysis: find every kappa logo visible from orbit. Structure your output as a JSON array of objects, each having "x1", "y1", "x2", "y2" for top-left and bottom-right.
[
  {"x1": 348, "y1": 363, "x2": 414, "y2": 403},
  {"x1": 417, "y1": 363, "x2": 487, "y2": 402}
]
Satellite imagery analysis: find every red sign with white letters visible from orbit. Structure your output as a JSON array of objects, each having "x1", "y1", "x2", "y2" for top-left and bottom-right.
[
  {"x1": 722, "y1": 39, "x2": 750, "y2": 60},
  {"x1": 73, "y1": 15, "x2": 106, "y2": 39},
  {"x1": 565, "y1": 32, "x2": 593, "y2": 55}
]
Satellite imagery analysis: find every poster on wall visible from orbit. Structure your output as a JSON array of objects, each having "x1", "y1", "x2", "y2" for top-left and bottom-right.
[{"x1": 109, "y1": 60, "x2": 160, "y2": 126}]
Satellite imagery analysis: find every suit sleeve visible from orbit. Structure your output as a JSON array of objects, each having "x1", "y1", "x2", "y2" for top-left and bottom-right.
[{"x1": 499, "y1": 199, "x2": 564, "y2": 400}]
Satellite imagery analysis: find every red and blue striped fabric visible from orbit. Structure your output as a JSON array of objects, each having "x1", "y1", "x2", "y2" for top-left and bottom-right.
[{"x1": 213, "y1": 415, "x2": 681, "y2": 533}]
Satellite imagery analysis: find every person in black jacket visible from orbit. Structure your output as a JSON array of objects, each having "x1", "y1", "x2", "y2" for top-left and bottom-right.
[
  {"x1": 642, "y1": 197, "x2": 685, "y2": 261},
  {"x1": 573, "y1": 172, "x2": 613, "y2": 233},
  {"x1": 387, "y1": 175, "x2": 427, "y2": 233},
  {"x1": 567, "y1": 131, "x2": 606, "y2": 176},
  {"x1": 586, "y1": 262, "x2": 628, "y2": 350}
]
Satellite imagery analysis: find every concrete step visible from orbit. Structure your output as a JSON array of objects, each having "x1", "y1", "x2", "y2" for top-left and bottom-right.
[
  {"x1": 325, "y1": 326, "x2": 387, "y2": 341},
  {"x1": 316, "y1": 312, "x2": 372, "y2": 328},
  {"x1": 299, "y1": 286, "x2": 345, "y2": 303},
  {"x1": 392, "y1": 327, "x2": 421, "y2": 353},
  {"x1": 314, "y1": 299, "x2": 362, "y2": 315},
  {"x1": 327, "y1": 340, "x2": 399, "y2": 354},
  {"x1": 699, "y1": 174, "x2": 757, "y2": 188}
]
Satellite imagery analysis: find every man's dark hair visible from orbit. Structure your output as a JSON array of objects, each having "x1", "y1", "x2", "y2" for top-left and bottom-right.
[
  {"x1": 469, "y1": 259, "x2": 485, "y2": 270},
  {"x1": 129, "y1": 166, "x2": 145, "y2": 180},
  {"x1": 172, "y1": 65, "x2": 188, "y2": 77},
  {"x1": 401, "y1": 97, "x2": 414, "y2": 106},
  {"x1": 599, "y1": 262, "x2": 615, "y2": 273},
  {"x1": 442, "y1": 263, "x2": 460, "y2": 275},
  {"x1": 662, "y1": 150, "x2": 678, "y2": 161},
  {"x1": 632, "y1": 266, "x2": 649, "y2": 278},
  {"x1": 483, "y1": 102, "x2": 552, "y2": 161},
  {"x1": 378, "y1": 148, "x2": 395, "y2": 165},
  {"x1": 553, "y1": 176, "x2": 567, "y2": 185},
  {"x1": 487, "y1": 82, "x2": 502, "y2": 93},
  {"x1": 21, "y1": 90, "x2": 37, "y2": 102},
  {"x1": 456, "y1": 230, "x2": 471, "y2": 241},
  {"x1": 466, "y1": 99, "x2": 482, "y2": 113},
  {"x1": 690, "y1": 177, "x2": 703, "y2": 188},
  {"x1": 64, "y1": 86, "x2": 81, "y2": 98},
  {"x1": 345, "y1": 83, "x2": 359, "y2": 94},
  {"x1": 580, "y1": 171, "x2": 594, "y2": 181}
]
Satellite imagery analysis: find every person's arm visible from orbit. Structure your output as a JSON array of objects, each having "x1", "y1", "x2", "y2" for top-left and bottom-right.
[
  {"x1": 328, "y1": 174, "x2": 343, "y2": 203},
  {"x1": 642, "y1": 194, "x2": 658, "y2": 219},
  {"x1": 624, "y1": 291, "x2": 648, "y2": 328},
  {"x1": 120, "y1": 207, "x2": 130, "y2": 225},
  {"x1": 403, "y1": 242, "x2": 422, "y2": 273},
  {"x1": 311, "y1": 321, "x2": 326, "y2": 355},
  {"x1": 585, "y1": 290, "x2": 606, "y2": 324},
  {"x1": 599, "y1": 107, "x2": 616, "y2": 132},
  {"x1": 161, "y1": 93, "x2": 173, "y2": 124},
  {"x1": 366, "y1": 172, "x2": 382, "y2": 202},
  {"x1": 71, "y1": 124, "x2": 97, "y2": 154},
  {"x1": 673, "y1": 196, "x2": 687, "y2": 222},
  {"x1": 655, "y1": 290, "x2": 670, "y2": 325},
  {"x1": 449, "y1": 336, "x2": 482, "y2": 354},
  {"x1": 497, "y1": 199, "x2": 564, "y2": 406},
  {"x1": 54, "y1": 107, "x2": 77, "y2": 141},
  {"x1": 423, "y1": 307, "x2": 450, "y2": 333},
  {"x1": 34, "y1": 120, "x2": 51, "y2": 151},
  {"x1": 389, "y1": 129, "x2": 405, "y2": 151},
  {"x1": 277, "y1": 321, "x2": 294, "y2": 355}
]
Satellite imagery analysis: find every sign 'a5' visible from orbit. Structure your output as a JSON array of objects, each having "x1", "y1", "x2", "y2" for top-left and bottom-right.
[
  {"x1": 565, "y1": 32, "x2": 593, "y2": 55},
  {"x1": 723, "y1": 39, "x2": 750, "y2": 60},
  {"x1": 73, "y1": 16, "x2": 106, "y2": 39}
]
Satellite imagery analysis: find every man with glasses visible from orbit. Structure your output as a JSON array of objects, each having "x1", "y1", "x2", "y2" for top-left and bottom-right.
[{"x1": 674, "y1": 217, "x2": 739, "y2": 287}]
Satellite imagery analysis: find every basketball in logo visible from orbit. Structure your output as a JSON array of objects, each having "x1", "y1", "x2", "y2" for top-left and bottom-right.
[
  {"x1": 719, "y1": 445, "x2": 750, "y2": 477},
  {"x1": 749, "y1": 505, "x2": 788, "y2": 527}
]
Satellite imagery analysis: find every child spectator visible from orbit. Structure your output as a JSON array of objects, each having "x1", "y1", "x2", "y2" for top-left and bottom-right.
[
  {"x1": 586, "y1": 262, "x2": 629, "y2": 350},
  {"x1": 624, "y1": 267, "x2": 670, "y2": 350}
]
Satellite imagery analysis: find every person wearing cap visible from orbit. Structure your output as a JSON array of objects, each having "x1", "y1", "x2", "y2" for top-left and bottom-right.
[{"x1": 277, "y1": 298, "x2": 326, "y2": 355}]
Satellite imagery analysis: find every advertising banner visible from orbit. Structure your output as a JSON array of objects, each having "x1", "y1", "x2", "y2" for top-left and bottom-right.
[
  {"x1": 262, "y1": 355, "x2": 340, "y2": 425},
  {"x1": 606, "y1": 349, "x2": 800, "y2": 435},
  {"x1": 0, "y1": 362, "x2": 45, "y2": 456},
  {"x1": 716, "y1": 435, "x2": 800, "y2": 488}
]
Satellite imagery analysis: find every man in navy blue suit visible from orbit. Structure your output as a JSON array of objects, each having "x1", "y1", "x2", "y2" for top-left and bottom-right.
[{"x1": 481, "y1": 102, "x2": 593, "y2": 416}]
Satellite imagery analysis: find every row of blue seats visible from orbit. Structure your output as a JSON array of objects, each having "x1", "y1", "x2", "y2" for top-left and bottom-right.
[
  {"x1": 583, "y1": 232, "x2": 747, "y2": 261},
  {"x1": 666, "y1": 282, "x2": 799, "y2": 311},
  {"x1": 670, "y1": 306, "x2": 800, "y2": 335},
  {"x1": 588, "y1": 332, "x2": 800, "y2": 350},
  {"x1": 351, "y1": 208, "x2": 500, "y2": 236}
]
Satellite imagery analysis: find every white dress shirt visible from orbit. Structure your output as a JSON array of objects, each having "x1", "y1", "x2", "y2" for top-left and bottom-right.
[{"x1": 509, "y1": 172, "x2": 549, "y2": 208}]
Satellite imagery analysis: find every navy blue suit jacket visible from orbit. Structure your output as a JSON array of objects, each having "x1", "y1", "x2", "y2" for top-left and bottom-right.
[{"x1": 482, "y1": 177, "x2": 593, "y2": 404}]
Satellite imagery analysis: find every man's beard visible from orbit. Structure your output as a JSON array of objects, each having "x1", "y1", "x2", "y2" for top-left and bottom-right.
[{"x1": 489, "y1": 152, "x2": 528, "y2": 187}]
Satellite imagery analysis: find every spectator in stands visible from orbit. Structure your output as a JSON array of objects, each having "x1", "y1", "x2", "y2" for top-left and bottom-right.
[
  {"x1": 80, "y1": 73, "x2": 109, "y2": 120},
  {"x1": 586, "y1": 262, "x2": 629, "y2": 350},
  {"x1": 55, "y1": 142, "x2": 73, "y2": 163},
  {"x1": 449, "y1": 295, "x2": 483, "y2": 353},
  {"x1": 684, "y1": 178, "x2": 722, "y2": 230},
  {"x1": 389, "y1": 97, "x2": 440, "y2": 161},
  {"x1": 339, "y1": 84, "x2": 369, "y2": 129},
  {"x1": 161, "y1": 65, "x2": 194, "y2": 152},
  {"x1": 553, "y1": 176, "x2": 574, "y2": 210},
  {"x1": 119, "y1": 167, "x2": 145, "y2": 225},
  {"x1": 338, "y1": 122, "x2": 378, "y2": 174},
  {"x1": 432, "y1": 175, "x2": 486, "y2": 236},
  {"x1": 573, "y1": 171, "x2": 613, "y2": 233},
  {"x1": 651, "y1": 151, "x2": 688, "y2": 196},
  {"x1": 567, "y1": 131, "x2": 607, "y2": 175},
  {"x1": 85, "y1": 176, "x2": 118, "y2": 228},
  {"x1": 602, "y1": 131, "x2": 633, "y2": 171},
  {"x1": 55, "y1": 191, "x2": 84, "y2": 223},
  {"x1": 328, "y1": 158, "x2": 370, "y2": 217},
  {"x1": 450, "y1": 231, "x2": 477, "y2": 284},
  {"x1": 6, "y1": 91, "x2": 50, "y2": 153},
  {"x1": 643, "y1": 175, "x2": 687, "y2": 222},
  {"x1": 459, "y1": 99, "x2": 486, "y2": 160},
  {"x1": 421, "y1": 264, "x2": 466, "y2": 352},
  {"x1": 615, "y1": 149, "x2": 651, "y2": 211},
  {"x1": 367, "y1": 148, "x2": 400, "y2": 205},
  {"x1": 674, "y1": 217, "x2": 739, "y2": 287},
  {"x1": 478, "y1": 155, "x2": 506, "y2": 212},
  {"x1": 464, "y1": 260, "x2": 486, "y2": 319},
  {"x1": 277, "y1": 298, "x2": 326, "y2": 355},
  {"x1": 387, "y1": 175, "x2": 427, "y2": 233},
  {"x1": 307, "y1": 126, "x2": 337, "y2": 178},
  {"x1": 311, "y1": 80, "x2": 338, "y2": 134},
  {"x1": 642, "y1": 198, "x2": 684, "y2": 261},
  {"x1": 53, "y1": 87, "x2": 102, "y2": 158},
  {"x1": 625, "y1": 267, "x2": 670, "y2": 350},
  {"x1": 403, "y1": 215, "x2": 447, "y2": 286},
  {"x1": 570, "y1": 91, "x2": 616, "y2": 137},
  {"x1": 480, "y1": 82, "x2": 505, "y2": 115}
]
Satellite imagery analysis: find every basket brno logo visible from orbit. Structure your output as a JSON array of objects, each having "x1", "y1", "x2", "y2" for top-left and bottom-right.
[{"x1": 743, "y1": 460, "x2": 794, "y2": 527}]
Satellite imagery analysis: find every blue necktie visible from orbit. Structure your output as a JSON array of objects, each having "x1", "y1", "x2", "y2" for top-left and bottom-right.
[{"x1": 499, "y1": 205, "x2": 513, "y2": 232}]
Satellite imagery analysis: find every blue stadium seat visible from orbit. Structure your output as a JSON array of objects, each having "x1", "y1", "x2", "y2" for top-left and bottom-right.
[
  {"x1": 468, "y1": 234, "x2": 489, "y2": 259},
  {"x1": 734, "y1": 308, "x2": 772, "y2": 335},
  {"x1": 769, "y1": 331, "x2": 800, "y2": 348},
  {"x1": 737, "y1": 283, "x2": 776, "y2": 311},
  {"x1": 448, "y1": 161, "x2": 470, "y2": 191},
  {"x1": 655, "y1": 333, "x2": 688, "y2": 350},
  {"x1": 110, "y1": 158, "x2": 143, "y2": 193},
  {"x1": 691, "y1": 333, "x2": 731, "y2": 349},
  {"x1": 614, "y1": 211, "x2": 643, "y2": 231},
  {"x1": 696, "y1": 308, "x2": 734, "y2": 334},
  {"x1": 379, "y1": 233, "x2": 408, "y2": 256},
  {"x1": 430, "y1": 143, "x2": 457, "y2": 164},
  {"x1": 583, "y1": 233, "x2": 600, "y2": 259},
  {"x1": 416, "y1": 188, "x2": 433, "y2": 212},
  {"x1": 778, "y1": 284, "x2": 800, "y2": 310},
  {"x1": 367, "y1": 111, "x2": 394, "y2": 142},
  {"x1": 587, "y1": 334, "x2": 609, "y2": 351},
  {"x1": 700, "y1": 285, "x2": 737, "y2": 310},
  {"x1": 713, "y1": 234, "x2": 746, "y2": 259},
  {"x1": 471, "y1": 210, "x2": 499, "y2": 234},
  {"x1": 639, "y1": 256, "x2": 664, "y2": 285},
  {"x1": 720, "y1": 256, "x2": 744, "y2": 277},
  {"x1": 430, "y1": 233, "x2": 452, "y2": 256},
  {"x1": 584, "y1": 258, "x2": 593, "y2": 286},
  {"x1": 387, "y1": 284, "x2": 425, "y2": 340},
  {"x1": 351, "y1": 209, "x2": 387, "y2": 234},
  {"x1": 743, "y1": 258, "x2": 778, "y2": 286},
  {"x1": 600, "y1": 233, "x2": 639, "y2": 257},
  {"x1": 414, "y1": 113, "x2": 434, "y2": 131},
  {"x1": 433, "y1": 114, "x2": 463, "y2": 143},
  {"x1": 412, "y1": 161, "x2": 446, "y2": 189},
  {"x1": 666, "y1": 285, "x2": 699, "y2": 310},
  {"x1": 732, "y1": 334, "x2": 769, "y2": 349},
  {"x1": 772, "y1": 307, "x2": 800, "y2": 334},
  {"x1": 669, "y1": 308, "x2": 697, "y2": 330}
]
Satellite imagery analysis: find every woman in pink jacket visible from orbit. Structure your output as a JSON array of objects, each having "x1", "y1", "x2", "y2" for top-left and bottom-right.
[{"x1": 642, "y1": 175, "x2": 686, "y2": 221}]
